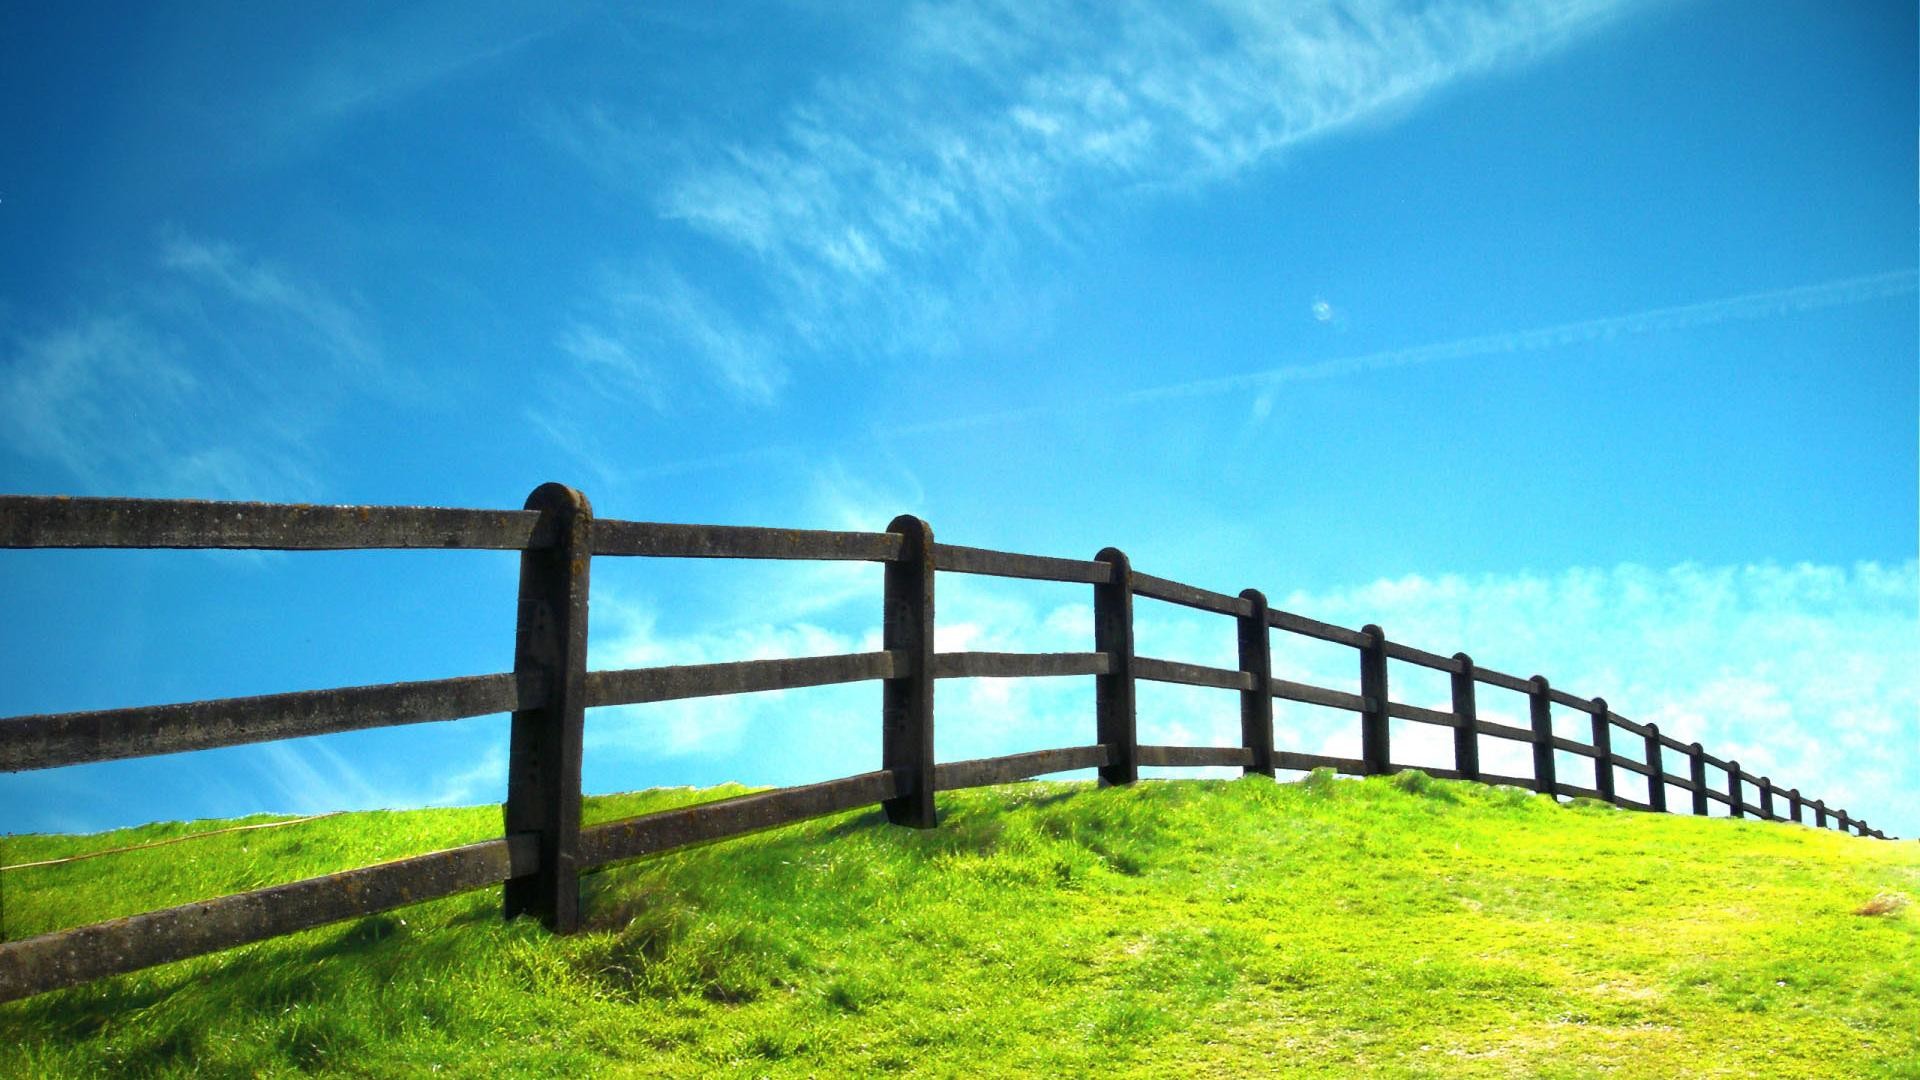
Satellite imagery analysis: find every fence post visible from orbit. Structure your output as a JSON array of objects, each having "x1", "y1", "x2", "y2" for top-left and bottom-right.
[
  {"x1": 504, "y1": 482, "x2": 592, "y2": 932},
  {"x1": 1727, "y1": 762, "x2": 1744, "y2": 818},
  {"x1": 1643, "y1": 723, "x2": 1666, "y2": 812},
  {"x1": 1759, "y1": 778, "x2": 1775, "y2": 820},
  {"x1": 1237, "y1": 589, "x2": 1274, "y2": 778},
  {"x1": 1688, "y1": 742, "x2": 1709, "y2": 815},
  {"x1": 1359, "y1": 625, "x2": 1390, "y2": 775},
  {"x1": 1094, "y1": 547, "x2": 1137, "y2": 786},
  {"x1": 1837, "y1": 809, "x2": 1853, "y2": 834},
  {"x1": 1814, "y1": 799, "x2": 1828, "y2": 829},
  {"x1": 1528, "y1": 676, "x2": 1557, "y2": 797},
  {"x1": 1450, "y1": 653, "x2": 1480, "y2": 783},
  {"x1": 1789, "y1": 788, "x2": 1803, "y2": 824},
  {"x1": 882, "y1": 515, "x2": 937, "y2": 829},
  {"x1": 1588, "y1": 698, "x2": 1615, "y2": 804}
]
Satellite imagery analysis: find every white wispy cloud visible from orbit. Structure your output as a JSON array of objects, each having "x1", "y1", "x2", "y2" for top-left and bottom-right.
[
  {"x1": 552, "y1": 0, "x2": 1637, "y2": 412},
  {"x1": 1, "y1": 235, "x2": 391, "y2": 499}
]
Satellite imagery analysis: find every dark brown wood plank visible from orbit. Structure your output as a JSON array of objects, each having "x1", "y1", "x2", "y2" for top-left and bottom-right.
[
  {"x1": 1475, "y1": 719, "x2": 1535, "y2": 744},
  {"x1": 1451, "y1": 653, "x2": 1481, "y2": 782},
  {"x1": 1662, "y1": 770, "x2": 1696, "y2": 792},
  {"x1": 934, "y1": 745, "x2": 1111, "y2": 791},
  {"x1": 1473, "y1": 666, "x2": 1534, "y2": 693},
  {"x1": 1, "y1": 672, "x2": 540, "y2": 773},
  {"x1": 1549, "y1": 735, "x2": 1598, "y2": 759},
  {"x1": 1381, "y1": 641, "x2": 1464, "y2": 673},
  {"x1": 586, "y1": 651, "x2": 902, "y2": 708},
  {"x1": 883, "y1": 515, "x2": 936, "y2": 828},
  {"x1": 1094, "y1": 548, "x2": 1137, "y2": 787},
  {"x1": 1237, "y1": 589, "x2": 1275, "y2": 777},
  {"x1": 1609, "y1": 753, "x2": 1653, "y2": 778},
  {"x1": 1547, "y1": 687, "x2": 1598, "y2": 711},
  {"x1": 1267, "y1": 610, "x2": 1370, "y2": 648},
  {"x1": 1131, "y1": 573, "x2": 1251, "y2": 617},
  {"x1": 578, "y1": 770, "x2": 903, "y2": 868},
  {"x1": 1136, "y1": 745, "x2": 1253, "y2": 768},
  {"x1": 1391, "y1": 763, "x2": 1463, "y2": 781},
  {"x1": 1385, "y1": 702, "x2": 1455, "y2": 728},
  {"x1": 1270, "y1": 679, "x2": 1367, "y2": 713},
  {"x1": 1609, "y1": 713, "x2": 1650, "y2": 738},
  {"x1": 1133, "y1": 656, "x2": 1253, "y2": 691},
  {"x1": 1480, "y1": 771, "x2": 1541, "y2": 791},
  {"x1": 0, "y1": 834, "x2": 536, "y2": 1004},
  {"x1": 930, "y1": 543, "x2": 1111, "y2": 583},
  {"x1": 932, "y1": 652, "x2": 1111, "y2": 679},
  {"x1": 591, "y1": 519, "x2": 902, "y2": 561},
  {"x1": 1358, "y1": 625, "x2": 1389, "y2": 774},
  {"x1": 0, "y1": 495, "x2": 549, "y2": 550},
  {"x1": 503, "y1": 483, "x2": 592, "y2": 932},
  {"x1": 1556, "y1": 782, "x2": 1604, "y2": 801},
  {"x1": 1273, "y1": 749, "x2": 1367, "y2": 775},
  {"x1": 1703, "y1": 788, "x2": 1733, "y2": 806}
]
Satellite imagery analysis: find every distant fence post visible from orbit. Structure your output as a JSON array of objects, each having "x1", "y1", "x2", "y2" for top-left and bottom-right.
[
  {"x1": 1837, "y1": 809, "x2": 1853, "y2": 834},
  {"x1": 1237, "y1": 589, "x2": 1275, "y2": 778},
  {"x1": 504, "y1": 482, "x2": 592, "y2": 932},
  {"x1": 1359, "y1": 625, "x2": 1390, "y2": 775},
  {"x1": 1643, "y1": 723, "x2": 1666, "y2": 812},
  {"x1": 882, "y1": 515, "x2": 937, "y2": 829},
  {"x1": 1814, "y1": 799, "x2": 1828, "y2": 828},
  {"x1": 1588, "y1": 698, "x2": 1615, "y2": 804},
  {"x1": 1727, "y1": 762, "x2": 1744, "y2": 818},
  {"x1": 1789, "y1": 788, "x2": 1803, "y2": 824},
  {"x1": 1450, "y1": 653, "x2": 1480, "y2": 783},
  {"x1": 1689, "y1": 743, "x2": 1709, "y2": 816},
  {"x1": 1094, "y1": 547, "x2": 1137, "y2": 786},
  {"x1": 1759, "y1": 778, "x2": 1775, "y2": 820},
  {"x1": 1528, "y1": 676, "x2": 1556, "y2": 797}
]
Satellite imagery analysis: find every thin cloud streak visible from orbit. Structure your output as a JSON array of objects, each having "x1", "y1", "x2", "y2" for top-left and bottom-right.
[{"x1": 885, "y1": 268, "x2": 1919, "y2": 438}]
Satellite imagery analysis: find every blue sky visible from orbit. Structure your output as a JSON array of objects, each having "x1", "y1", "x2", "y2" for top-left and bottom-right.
[{"x1": 3, "y1": 0, "x2": 1915, "y2": 840}]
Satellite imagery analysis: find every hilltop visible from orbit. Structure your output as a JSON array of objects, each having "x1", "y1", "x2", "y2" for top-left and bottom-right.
[{"x1": 2, "y1": 772, "x2": 1916, "y2": 1077}]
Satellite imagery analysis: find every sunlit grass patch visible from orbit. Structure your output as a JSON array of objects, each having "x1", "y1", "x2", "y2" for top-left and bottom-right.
[{"x1": 2, "y1": 771, "x2": 1915, "y2": 1077}]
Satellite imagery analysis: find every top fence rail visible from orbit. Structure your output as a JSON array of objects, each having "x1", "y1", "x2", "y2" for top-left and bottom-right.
[{"x1": 0, "y1": 496, "x2": 553, "y2": 551}]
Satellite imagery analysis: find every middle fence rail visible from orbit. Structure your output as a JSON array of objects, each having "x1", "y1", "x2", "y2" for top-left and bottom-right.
[{"x1": 0, "y1": 486, "x2": 1889, "y2": 1005}]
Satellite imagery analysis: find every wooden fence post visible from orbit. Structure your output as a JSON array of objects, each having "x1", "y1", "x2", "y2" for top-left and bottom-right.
[
  {"x1": 504, "y1": 483, "x2": 592, "y2": 932},
  {"x1": 1727, "y1": 762, "x2": 1744, "y2": 818},
  {"x1": 1450, "y1": 653, "x2": 1480, "y2": 783},
  {"x1": 1528, "y1": 676, "x2": 1557, "y2": 797},
  {"x1": 1759, "y1": 778, "x2": 1775, "y2": 820},
  {"x1": 1643, "y1": 723, "x2": 1666, "y2": 812},
  {"x1": 1237, "y1": 589, "x2": 1274, "y2": 778},
  {"x1": 1689, "y1": 743, "x2": 1709, "y2": 815},
  {"x1": 882, "y1": 515, "x2": 937, "y2": 829},
  {"x1": 1789, "y1": 788, "x2": 1803, "y2": 824},
  {"x1": 1814, "y1": 799, "x2": 1828, "y2": 829},
  {"x1": 1588, "y1": 698, "x2": 1615, "y2": 804},
  {"x1": 1837, "y1": 809, "x2": 1853, "y2": 834},
  {"x1": 1094, "y1": 547, "x2": 1137, "y2": 786},
  {"x1": 1359, "y1": 625, "x2": 1390, "y2": 775}
]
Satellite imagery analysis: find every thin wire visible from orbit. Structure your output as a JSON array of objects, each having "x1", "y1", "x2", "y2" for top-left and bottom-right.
[{"x1": 0, "y1": 812, "x2": 344, "y2": 873}]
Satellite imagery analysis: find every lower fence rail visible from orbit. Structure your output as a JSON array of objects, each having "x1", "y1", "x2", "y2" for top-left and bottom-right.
[{"x1": 0, "y1": 835, "x2": 540, "y2": 1005}]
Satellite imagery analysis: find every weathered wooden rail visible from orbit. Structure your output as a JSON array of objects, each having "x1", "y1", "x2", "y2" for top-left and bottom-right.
[{"x1": 0, "y1": 486, "x2": 1889, "y2": 1004}]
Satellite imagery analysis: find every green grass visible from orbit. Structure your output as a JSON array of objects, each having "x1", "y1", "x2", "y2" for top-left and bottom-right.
[{"x1": 3, "y1": 771, "x2": 1916, "y2": 1077}]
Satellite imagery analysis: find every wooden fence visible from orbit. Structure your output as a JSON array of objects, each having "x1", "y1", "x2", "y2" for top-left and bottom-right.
[{"x1": 0, "y1": 485, "x2": 1890, "y2": 1004}]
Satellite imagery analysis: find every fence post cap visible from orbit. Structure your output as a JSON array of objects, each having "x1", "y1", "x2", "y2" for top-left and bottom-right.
[
  {"x1": 1238, "y1": 586, "x2": 1267, "y2": 605},
  {"x1": 1529, "y1": 674, "x2": 1549, "y2": 689}
]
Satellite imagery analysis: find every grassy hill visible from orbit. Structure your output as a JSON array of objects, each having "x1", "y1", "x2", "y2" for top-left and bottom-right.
[{"x1": 2, "y1": 771, "x2": 1916, "y2": 1077}]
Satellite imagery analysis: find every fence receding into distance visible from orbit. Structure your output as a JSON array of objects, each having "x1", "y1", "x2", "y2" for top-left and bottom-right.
[{"x1": 0, "y1": 485, "x2": 1890, "y2": 1004}]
